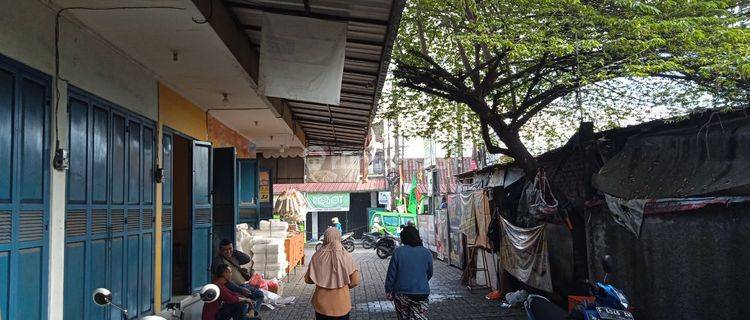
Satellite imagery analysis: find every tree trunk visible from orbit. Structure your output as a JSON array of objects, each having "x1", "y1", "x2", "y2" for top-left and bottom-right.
[{"x1": 494, "y1": 126, "x2": 539, "y2": 177}]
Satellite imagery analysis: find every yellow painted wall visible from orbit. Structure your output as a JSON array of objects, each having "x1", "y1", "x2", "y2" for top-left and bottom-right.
[
  {"x1": 154, "y1": 83, "x2": 209, "y2": 312},
  {"x1": 158, "y1": 83, "x2": 208, "y2": 140},
  {"x1": 154, "y1": 83, "x2": 259, "y2": 311}
]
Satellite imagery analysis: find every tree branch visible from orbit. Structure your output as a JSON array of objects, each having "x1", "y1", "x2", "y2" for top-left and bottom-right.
[
  {"x1": 480, "y1": 118, "x2": 510, "y2": 154},
  {"x1": 514, "y1": 84, "x2": 574, "y2": 127},
  {"x1": 456, "y1": 41, "x2": 480, "y2": 86}
]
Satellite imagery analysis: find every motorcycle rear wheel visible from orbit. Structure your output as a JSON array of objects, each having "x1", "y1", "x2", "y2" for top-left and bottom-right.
[
  {"x1": 362, "y1": 240, "x2": 373, "y2": 249},
  {"x1": 344, "y1": 241, "x2": 355, "y2": 252},
  {"x1": 376, "y1": 246, "x2": 391, "y2": 259}
]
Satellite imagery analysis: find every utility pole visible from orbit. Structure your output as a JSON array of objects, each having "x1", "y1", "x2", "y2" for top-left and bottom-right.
[
  {"x1": 394, "y1": 118, "x2": 401, "y2": 202},
  {"x1": 456, "y1": 103, "x2": 465, "y2": 174},
  {"x1": 385, "y1": 119, "x2": 391, "y2": 174}
]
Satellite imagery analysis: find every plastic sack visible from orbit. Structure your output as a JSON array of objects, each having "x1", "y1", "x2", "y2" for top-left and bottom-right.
[
  {"x1": 251, "y1": 244, "x2": 284, "y2": 255},
  {"x1": 505, "y1": 289, "x2": 528, "y2": 306},
  {"x1": 257, "y1": 269, "x2": 287, "y2": 280},
  {"x1": 253, "y1": 253, "x2": 286, "y2": 264},
  {"x1": 249, "y1": 273, "x2": 269, "y2": 291},
  {"x1": 261, "y1": 288, "x2": 296, "y2": 309},
  {"x1": 267, "y1": 280, "x2": 279, "y2": 293},
  {"x1": 520, "y1": 169, "x2": 558, "y2": 221},
  {"x1": 259, "y1": 220, "x2": 289, "y2": 231},
  {"x1": 251, "y1": 237, "x2": 285, "y2": 246},
  {"x1": 235, "y1": 223, "x2": 254, "y2": 255},
  {"x1": 251, "y1": 229, "x2": 288, "y2": 238}
]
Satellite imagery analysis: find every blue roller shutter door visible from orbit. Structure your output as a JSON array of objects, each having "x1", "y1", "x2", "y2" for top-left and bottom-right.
[
  {"x1": 0, "y1": 55, "x2": 50, "y2": 320},
  {"x1": 63, "y1": 88, "x2": 155, "y2": 320}
]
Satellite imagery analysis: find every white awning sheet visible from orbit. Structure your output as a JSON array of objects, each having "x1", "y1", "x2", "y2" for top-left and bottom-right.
[{"x1": 259, "y1": 13, "x2": 346, "y2": 105}]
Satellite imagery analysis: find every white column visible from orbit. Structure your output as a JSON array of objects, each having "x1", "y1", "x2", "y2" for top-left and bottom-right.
[
  {"x1": 47, "y1": 79, "x2": 68, "y2": 320},
  {"x1": 312, "y1": 211, "x2": 319, "y2": 240}
]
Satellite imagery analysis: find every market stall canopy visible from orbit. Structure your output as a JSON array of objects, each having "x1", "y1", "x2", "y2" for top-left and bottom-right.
[
  {"x1": 593, "y1": 114, "x2": 750, "y2": 199},
  {"x1": 273, "y1": 179, "x2": 387, "y2": 194},
  {"x1": 224, "y1": 0, "x2": 406, "y2": 151}
]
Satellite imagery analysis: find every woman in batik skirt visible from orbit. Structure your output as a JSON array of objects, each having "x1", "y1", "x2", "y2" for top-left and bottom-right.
[{"x1": 385, "y1": 225, "x2": 433, "y2": 319}]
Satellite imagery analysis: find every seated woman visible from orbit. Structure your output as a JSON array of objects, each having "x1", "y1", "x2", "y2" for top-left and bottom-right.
[{"x1": 202, "y1": 264, "x2": 260, "y2": 320}]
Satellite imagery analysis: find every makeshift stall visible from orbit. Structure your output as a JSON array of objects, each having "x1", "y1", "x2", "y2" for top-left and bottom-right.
[
  {"x1": 273, "y1": 189, "x2": 308, "y2": 274},
  {"x1": 446, "y1": 194, "x2": 464, "y2": 268},
  {"x1": 284, "y1": 232, "x2": 305, "y2": 273},
  {"x1": 452, "y1": 166, "x2": 526, "y2": 296},
  {"x1": 434, "y1": 209, "x2": 449, "y2": 261},
  {"x1": 274, "y1": 188, "x2": 309, "y2": 232},
  {"x1": 417, "y1": 215, "x2": 436, "y2": 252}
]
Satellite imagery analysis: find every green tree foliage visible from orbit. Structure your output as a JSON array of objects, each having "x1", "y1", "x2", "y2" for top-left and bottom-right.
[{"x1": 384, "y1": 0, "x2": 750, "y2": 173}]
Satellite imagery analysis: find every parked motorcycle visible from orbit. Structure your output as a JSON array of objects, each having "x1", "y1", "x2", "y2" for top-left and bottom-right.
[
  {"x1": 524, "y1": 255, "x2": 634, "y2": 320},
  {"x1": 315, "y1": 231, "x2": 355, "y2": 252},
  {"x1": 362, "y1": 232, "x2": 384, "y2": 249},
  {"x1": 375, "y1": 233, "x2": 399, "y2": 259},
  {"x1": 93, "y1": 284, "x2": 219, "y2": 320}
]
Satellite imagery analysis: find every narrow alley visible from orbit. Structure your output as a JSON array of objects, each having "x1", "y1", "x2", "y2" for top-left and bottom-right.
[
  {"x1": 173, "y1": 247, "x2": 527, "y2": 320},
  {"x1": 2, "y1": 1, "x2": 750, "y2": 319},
  {"x1": 263, "y1": 248, "x2": 526, "y2": 320}
]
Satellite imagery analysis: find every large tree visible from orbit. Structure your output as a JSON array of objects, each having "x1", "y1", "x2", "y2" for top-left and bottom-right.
[{"x1": 391, "y1": 0, "x2": 750, "y2": 176}]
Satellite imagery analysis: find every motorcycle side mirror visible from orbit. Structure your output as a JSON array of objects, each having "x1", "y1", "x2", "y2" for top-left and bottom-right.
[
  {"x1": 92, "y1": 288, "x2": 112, "y2": 307},
  {"x1": 601, "y1": 255, "x2": 614, "y2": 274},
  {"x1": 200, "y1": 284, "x2": 220, "y2": 303}
]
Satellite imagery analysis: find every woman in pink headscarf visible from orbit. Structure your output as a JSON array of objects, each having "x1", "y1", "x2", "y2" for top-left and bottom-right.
[{"x1": 305, "y1": 227, "x2": 360, "y2": 319}]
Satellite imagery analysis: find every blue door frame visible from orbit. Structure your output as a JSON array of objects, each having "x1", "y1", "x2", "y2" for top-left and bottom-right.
[
  {"x1": 0, "y1": 54, "x2": 51, "y2": 320},
  {"x1": 161, "y1": 131, "x2": 173, "y2": 308},
  {"x1": 212, "y1": 148, "x2": 238, "y2": 254},
  {"x1": 237, "y1": 159, "x2": 259, "y2": 228},
  {"x1": 191, "y1": 141, "x2": 213, "y2": 291},
  {"x1": 63, "y1": 86, "x2": 156, "y2": 320}
]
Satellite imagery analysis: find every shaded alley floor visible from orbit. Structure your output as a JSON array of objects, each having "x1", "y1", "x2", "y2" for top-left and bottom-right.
[{"x1": 263, "y1": 248, "x2": 527, "y2": 320}]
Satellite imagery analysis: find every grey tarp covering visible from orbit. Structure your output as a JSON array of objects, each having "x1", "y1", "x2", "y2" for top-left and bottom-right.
[
  {"x1": 459, "y1": 191, "x2": 478, "y2": 246},
  {"x1": 604, "y1": 194, "x2": 646, "y2": 237},
  {"x1": 593, "y1": 116, "x2": 750, "y2": 199},
  {"x1": 500, "y1": 218, "x2": 553, "y2": 292}
]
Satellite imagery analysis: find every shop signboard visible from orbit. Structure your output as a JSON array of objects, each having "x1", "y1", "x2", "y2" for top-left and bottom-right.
[
  {"x1": 259, "y1": 171, "x2": 270, "y2": 203},
  {"x1": 306, "y1": 193, "x2": 350, "y2": 212},
  {"x1": 378, "y1": 191, "x2": 391, "y2": 206}
]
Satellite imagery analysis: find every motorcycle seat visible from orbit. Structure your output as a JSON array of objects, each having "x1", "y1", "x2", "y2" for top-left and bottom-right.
[{"x1": 525, "y1": 295, "x2": 568, "y2": 320}]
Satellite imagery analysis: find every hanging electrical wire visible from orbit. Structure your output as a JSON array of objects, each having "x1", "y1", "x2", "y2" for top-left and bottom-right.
[{"x1": 52, "y1": 5, "x2": 207, "y2": 167}]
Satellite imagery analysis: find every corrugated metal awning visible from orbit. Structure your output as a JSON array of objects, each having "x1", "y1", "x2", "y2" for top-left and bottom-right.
[
  {"x1": 273, "y1": 178, "x2": 387, "y2": 194},
  {"x1": 223, "y1": 0, "x2": 406, "y2": 151}
]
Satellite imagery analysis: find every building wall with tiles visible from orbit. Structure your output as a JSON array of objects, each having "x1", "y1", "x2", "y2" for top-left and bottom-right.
[{"x1": 207, "y1": 113, "x2": 255, "y2": 159}]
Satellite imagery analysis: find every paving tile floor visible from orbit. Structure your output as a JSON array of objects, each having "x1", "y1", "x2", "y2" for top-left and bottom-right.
[
  {"x1": 263, "y1": 247, "x2": 527, "y2": 320},
  {"x1": 164, "y1": 247, "x2": 527, "y2": 320}
]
